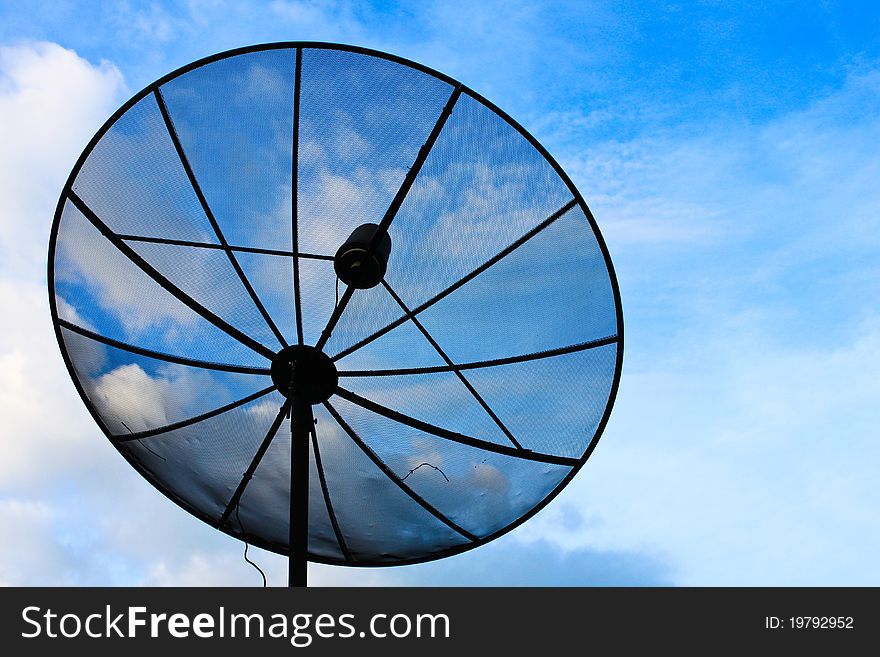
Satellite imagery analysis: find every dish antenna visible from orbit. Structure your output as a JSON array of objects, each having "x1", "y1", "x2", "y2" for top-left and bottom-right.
[{"x1": 48, "y1": 43, "x2": 623, "y2": 586}]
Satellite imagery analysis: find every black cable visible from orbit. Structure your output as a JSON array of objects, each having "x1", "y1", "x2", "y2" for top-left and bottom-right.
[{"x1": 235, "y1": 503, "x2": 267, "y2": 587}]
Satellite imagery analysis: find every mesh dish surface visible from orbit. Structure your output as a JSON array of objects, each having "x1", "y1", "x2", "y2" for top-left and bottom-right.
[{"x1": 49, "y1": 43, "x2": 623, "y2": 566}]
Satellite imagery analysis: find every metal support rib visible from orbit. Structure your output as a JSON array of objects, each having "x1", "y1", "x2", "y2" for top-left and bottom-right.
[
  {"x1": 59, "y1": 319, "x2": 271, "y2": 375},
  {"x1": 310, "y1": 422, "x2": 353, "y2": 562},
  {"x1": 315, "y1": 286, "x2": 354, "y2": 352},
  {"x1": 68, "y1": 191, "x2": 276, "y2": 360},
  {"x1": 117, "y1": 234, "x2": 333, "y2": 261},
  {"x1": 291, "y1": 47, "x2": 304, "y2": 346},
  {"x1": 154, "y1": 89, "x2": 288, "y2": 349},
  {"x1": 115, "y1": 385, "x2": 276, "y2": 442},
  {"x1": 332, "y1": 198, "x2": 578, "y2": 362},
  {"x1": 219, "y1": 400, "x2": 290, "y2": 526},
  {"x1": 337, "y1": 335, "x2": 619, "y2": 377},
  {"x1": 335, "y1": 387, "x2": 578, "y2": 467},
  {"x1": 324, "y1": 400, "x2": 478, "y2": 542},
  {"x1": 290, "y1": 398, "x2": 312, "y2": 587},
  {"x1": 315, "y1": 84, "x2": 463, "y2": 351},
  {"x1": 380, "y1": 280, "x2": 523, "y2": 450}
]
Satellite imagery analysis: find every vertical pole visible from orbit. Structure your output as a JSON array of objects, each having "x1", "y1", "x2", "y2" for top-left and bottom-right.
[
  {"x1": 289, "y1": 46, "x2": 308, "y2": 589},
  {"x1": 289, "y1": 393, "x2": 312, "y2": 587}
]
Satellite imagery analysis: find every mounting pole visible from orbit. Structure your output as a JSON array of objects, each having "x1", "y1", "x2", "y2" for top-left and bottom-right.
[
  {"x1": 272, "y1": 343, "x2": 336, "y2": 588},
  {"x1": 289, "y1": 368, "x2": 312, "y2": 587}
]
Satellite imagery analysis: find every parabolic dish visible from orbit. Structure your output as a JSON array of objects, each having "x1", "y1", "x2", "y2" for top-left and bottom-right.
[{"x1": 49, "y1": 42, "x2": 623, "y2": 566}]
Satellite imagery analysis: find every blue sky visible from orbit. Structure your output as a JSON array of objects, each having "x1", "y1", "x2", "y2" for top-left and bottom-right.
[{"x1": 1, "y1": 1, "x2": 880, "y2": 586}]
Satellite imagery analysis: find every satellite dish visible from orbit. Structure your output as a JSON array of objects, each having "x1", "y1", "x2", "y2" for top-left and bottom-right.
[{"x1": 48, "y1": 42, "x2": 623, "y2": 586}]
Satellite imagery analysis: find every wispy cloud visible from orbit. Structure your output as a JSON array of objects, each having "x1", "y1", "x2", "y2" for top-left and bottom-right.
[
  {"x1": 504, "y1": 63, "x2": 880, "y2": 584},
  {"x1": 389, "y1": 534, "x2": 673, "y2": 586}
]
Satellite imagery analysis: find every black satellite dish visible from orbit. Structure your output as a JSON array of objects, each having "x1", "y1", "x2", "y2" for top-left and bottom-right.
[{"x1": 48, "y1": 42, "x2": 623, "y2": 586}]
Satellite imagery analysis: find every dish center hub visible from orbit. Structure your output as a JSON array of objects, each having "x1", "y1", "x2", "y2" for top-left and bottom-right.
[{"x1": 271, "y1": 345, "x2": 338, "y2": 404}]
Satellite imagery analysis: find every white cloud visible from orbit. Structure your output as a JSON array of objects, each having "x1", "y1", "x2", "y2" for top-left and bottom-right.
[
  {"x1": 144, "y1": 550, "x2": 282, "y2": 587},
  {"x1": 109, "y1": 1, "x2": 197, "y2": 45},
  {"x1": 309, "y1": 562, "x2": 398, "y2": 586},
  {"x1": 0, "y1": 498, "x2": 60, "y2": 585},
  {"x1": 269, "y1": 0, "x2": 337, "y2": 24},
  {"x1": 0, "y1": 278, "x2": 99, "y2": 490},
  {"x1": 268, "y1": 0, "x2": 364, "y2": 36},
  {"x1": 247, "y1": 398, "x2": 283, "y2": 422},
  {"x1": 91, "y1": 363, "x2": 185, "y2": 434},
  {"x1": 55, "y1": 295, "x2": 97, "y2": 333},
  {"x1": 0, "y1": 42, "x2": 126, "y2": 281},
  {"x1": 78, "y1": 351, "x2": 262, "y2": 438},
  {"x1": 145, "y1": 551, "x2": 399, "y2": 586}
]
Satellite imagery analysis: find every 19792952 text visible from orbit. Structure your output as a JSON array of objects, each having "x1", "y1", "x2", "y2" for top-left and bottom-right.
[{"x1": 764, "y1": 616, "x2": 854, "y2": 630}]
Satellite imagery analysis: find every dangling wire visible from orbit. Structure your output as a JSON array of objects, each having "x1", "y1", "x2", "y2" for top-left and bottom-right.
[
  {"x1": 335, "y1": 274, "x2": 340, "y2": 309},
  {"x1": 235, "y1": 503, "x2": 267, "y2": 587}
]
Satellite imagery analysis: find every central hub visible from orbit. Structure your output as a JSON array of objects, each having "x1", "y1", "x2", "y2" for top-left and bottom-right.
[{"x1": 271, "y1": 345, "x2": 338, "y2": 404}]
